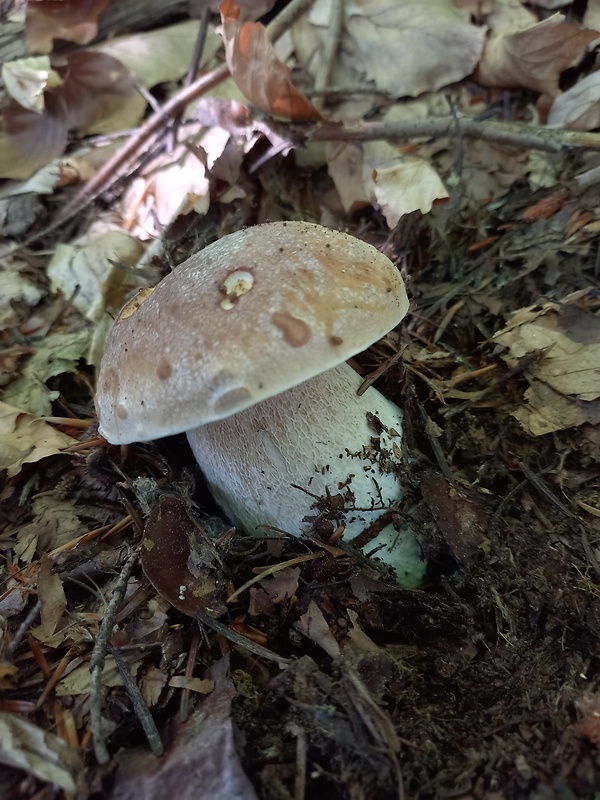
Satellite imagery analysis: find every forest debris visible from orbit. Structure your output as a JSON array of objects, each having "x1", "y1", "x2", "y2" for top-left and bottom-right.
[
  {"x1": 476, "y1": 10, "x2": 599, "y2": 95},
  {"x1": 0, "y1": 53, "x2": 141, "y2": 180},
  {"x1": 0, "y1": 712, "x2": 83, "y2": 792},
  {"x1": 421, "y1": 475, "x2": 488, "y2": 562},
  {"x1": 0, "y1": 402, "x2": 77, "y2": 478},
  {"x1": 0, "y1": 264, "x2": 44, "y2": 327},
  {"x1": 37, "y1": 555, "x2": 67, "y2": 638},
  {"x1": 110, "y1": 657, "x2": 258, "y2": 800},
  {"x1": 292, "y1": 0, "x2": 485, "y2": 102},
  {"x1": 26, "y1": 0, "x2": 111, "y2": 53},
  {"x1": 47, "y1": 223, "x2": 145, "y2": 322},
  {"x1": 1, "y1": 56, "x2": 62, "y2": 113},
  {"x1": 220, "y1": 0, "x2": 324, "y2": 121},
  {"x1": 494, "y1": 291, "x2": 600, "y2": 434},
  {"x1": 297, "y1": 599, "x2": 341, "y2": 658},
  {"x1": 2, "y1": 329, "x2": 90, "y2": 417}
]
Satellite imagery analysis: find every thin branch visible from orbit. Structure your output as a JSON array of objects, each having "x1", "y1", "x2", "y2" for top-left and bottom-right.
[
  {"x1": 111, "y1": 646, "x2": 164, "y2": 756},
  {"x1": 196, "y1": 611, "x2": 291, "y2": 667},
  {"x1": 309, "y1": 117, "x2": 600, "y2": 153},
  {"x1": 90, "y1": 550, "x2": 137, "y2": 765}
]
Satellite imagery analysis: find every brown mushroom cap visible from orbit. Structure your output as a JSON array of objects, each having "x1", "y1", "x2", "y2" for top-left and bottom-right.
[{"x1": 96, "y1": 221, "x2": 409, "y2": 444}]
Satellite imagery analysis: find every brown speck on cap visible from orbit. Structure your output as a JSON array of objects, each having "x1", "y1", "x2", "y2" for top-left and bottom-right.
[
  {"x1": 272, "y1": 311, "x2": 311, "y2": 348},
  {"x1": 95, "y1": 221, "x2": 409, "y2": 444},
  {"x1": 157, "y1": 358, "x2": 172, "y2": 381}
]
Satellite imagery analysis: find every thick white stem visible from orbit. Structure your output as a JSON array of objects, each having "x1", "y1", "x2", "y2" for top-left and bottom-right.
[{"x1": 187, "y1": 362, "x2": 425, "y2": 583}]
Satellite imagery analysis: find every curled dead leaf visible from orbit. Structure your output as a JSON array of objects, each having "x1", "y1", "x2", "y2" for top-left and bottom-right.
[
  {"x1": 141, "y1": 495, "x2": 229, "y2": 617},
  {"x1": 220, "y1": 0, "x2": 325, "y2": 122}
]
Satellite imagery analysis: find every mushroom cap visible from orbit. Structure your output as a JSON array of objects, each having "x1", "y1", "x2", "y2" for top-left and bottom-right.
[{"x1": 96, "y1": 221, "x2": 409, "y2": 444}]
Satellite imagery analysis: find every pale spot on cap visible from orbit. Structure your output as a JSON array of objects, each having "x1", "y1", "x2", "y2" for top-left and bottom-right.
[
  {"x1": 213, "y1": 387, "x2": 252, "y2": 414},
  {"x1": 117, "y1": 404, "x2": 128, "y2": 420}
]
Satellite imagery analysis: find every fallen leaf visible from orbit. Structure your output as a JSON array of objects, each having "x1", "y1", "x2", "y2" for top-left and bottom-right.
[
  {"x1": 494, "y1": 291, "x2": 600, "y2": 434},
  {"x1": 0, "y1": 51, "x2": 141, "y2": 180},
  {"x1": 220, "y1": 0, "x2": 324, "y2": 121},
  {"x1": 2, "y1": 329, "x2": 91, "y2": 417},
  {"x1": 26, "y1": 0, "x2": 112, "y2": 53},
  {"x1": 0, "y1": 401, "x2": 77, "y2": 478},
  {"x1": 547, "y1": 71, "x2": 600, "y2": 131},
  {"x1": 0, "y1": 712, "x2": 83, "y2": 792},
  {"x1": 141, "y1": 496, "x2": 229, "y2": 618},
  {"x1": 111, "y1": 657, "x2": 258, "y2": 800},
  {"x1": 1, "y1": 56, "x2": 63, "y2": 112},
  {"x1": 47, "y1": 223, "x2": 145, "y2": 322},
  {"x1": 293, "y1": 0, "x2": 485, "y2": 102},
  {"x1": 368, "y1": 153, "x2": 449, "y2": 228},
  {"x1": 37, "y1": 554, "x2": 67, "y2": 638},
  {"x1": 476, "y1": 12, "x2": 599, "y2": 95},
  {"x1": 297, "y1": 599, "x2": 341, "y2": 658},
  {"x1": 94, "y1": 19, "x2": 222, "y2": 90}
]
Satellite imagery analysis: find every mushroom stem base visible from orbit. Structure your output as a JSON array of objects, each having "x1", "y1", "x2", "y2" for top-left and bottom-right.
[{"x1": 187, "y1": 362, "x2": 425, "y2": 586}]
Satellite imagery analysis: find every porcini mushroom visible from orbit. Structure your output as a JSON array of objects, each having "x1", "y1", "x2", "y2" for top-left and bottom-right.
[{"x1": 96, "y1": 222, "x2": 424, "y2": 584}]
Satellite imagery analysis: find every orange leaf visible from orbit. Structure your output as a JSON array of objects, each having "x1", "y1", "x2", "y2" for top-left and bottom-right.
[{"x1": 220, "y1": 0, "x2": 325, "y2": 122}]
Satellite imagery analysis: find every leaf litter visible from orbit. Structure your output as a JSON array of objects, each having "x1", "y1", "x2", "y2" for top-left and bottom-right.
[{"x1": 1, "y1": 0, "x2": 600, "y2": 798}]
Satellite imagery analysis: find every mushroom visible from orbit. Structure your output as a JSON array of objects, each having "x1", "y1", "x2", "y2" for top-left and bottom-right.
[{"x1": 96, "y1": 222, "x2": 423, "y2": 583}]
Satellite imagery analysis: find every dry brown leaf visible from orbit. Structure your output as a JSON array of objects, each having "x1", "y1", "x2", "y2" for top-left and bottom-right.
[
  {"x1": 0, "y1": 96, "x2": 69, "y2": 180},
  {"x1": 1, "y1": 56, "x2": 63, "y2": 113},
  {"x1": 26, "y1": 0, "x2": 112, "y2": 53},
  {"x1": 0, "y1": 51, "x2": 139, "y2": 180},
  {"x1": 0, "y1": 401, "x2": 77, "y2": 478},
  {"x1": 297, "y1": 600, "x2": 341, "y2": 658},
  {"x1": 476, "y1": 12, "x2": 600, "y2": 95},
  {"x1": 37, "y1": 554, "x2": 67, "y2": 638},
  {"x1": 0, "y1": 712, "x2": 83, "y2": 792},
  {"x1": 547, "y1": 71, "x2": 600, "y2": 130},
  {"x1": 111, "y1": 657, "x2": 257, "y2": 800},
  {"x1": 220, "y1": 0, "x2": 325, "y2": 121},
  {"x1": 493, "y1": 291, "x2": 600, "y2": 434},
  {"x1": 293, "y1": 0, "x2": 485, "y2": 105}
]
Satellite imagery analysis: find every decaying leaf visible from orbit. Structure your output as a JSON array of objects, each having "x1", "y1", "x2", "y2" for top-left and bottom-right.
[
  {"x1": 26, "y1": 0, "x2": 112, "y2": 53},
  {"x1": 111, "y1": 657, "x2": 257, "y2": 800},
  {"x1": 2, "y1": 56, "x2": 63, "y2": 113},
  {"x1": 293, "y1": 0, "x2": 485, "y2": 104},
  {"x1": 47, "y1": 223, "x2": 145, "y2": 322},
  {"x1": 0, "y1": 52, "x2": 140, "y2": 180},
  {"x1": 476, "y1": 12, "x2": 599, "y2": 95},
  {"x1": 220, "y1": 0, "x2": 324, "y2": 122},
  {"x1": 0, "y1": 712, "x2": 83, "y2": 792},
  {"x1": 297, "y1": 599, "x2": 341, "y2": 658},
  {"x1": 37, "y1": 554, "x2": 67, "y2": 638},
  {"x1": 141, "y1": 496, "x2": 229, "y2": 617},
  {"x1": 0, "y1": 401, "x2": 77, "y2": 478},
  {"x1": 494, "y1": 291, "x2": 600, "y2": 434},
  {"x1": 2, "y1": 329, "x2": 90, "y2": 418}
]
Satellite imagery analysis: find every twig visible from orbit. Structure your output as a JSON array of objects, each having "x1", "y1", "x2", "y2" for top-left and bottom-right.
[
  {"x1": 90, "y1": 550, "x2": 137, "y2": 765},
  {"x1": 110, "y1": 646, "x2": 164, "y2": 756},
  {"x1": 226, "y1": 553, "x2": 323, "y2": 603},
  {"x1": 313, "y1": 0, "x2": 344, "y2": 105},
  {"x1": 519, "y1": 462, "x2": 574, "y2": 519},
  {"x1": 8, "y1": 599, "x2": 41, "y2": 656},
  {"x1": 309, "y1": 117, "x2": 600, "y2": 153},
  {"x1": 196, "y1": 611, "x2": 291, "y2": 667}
]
